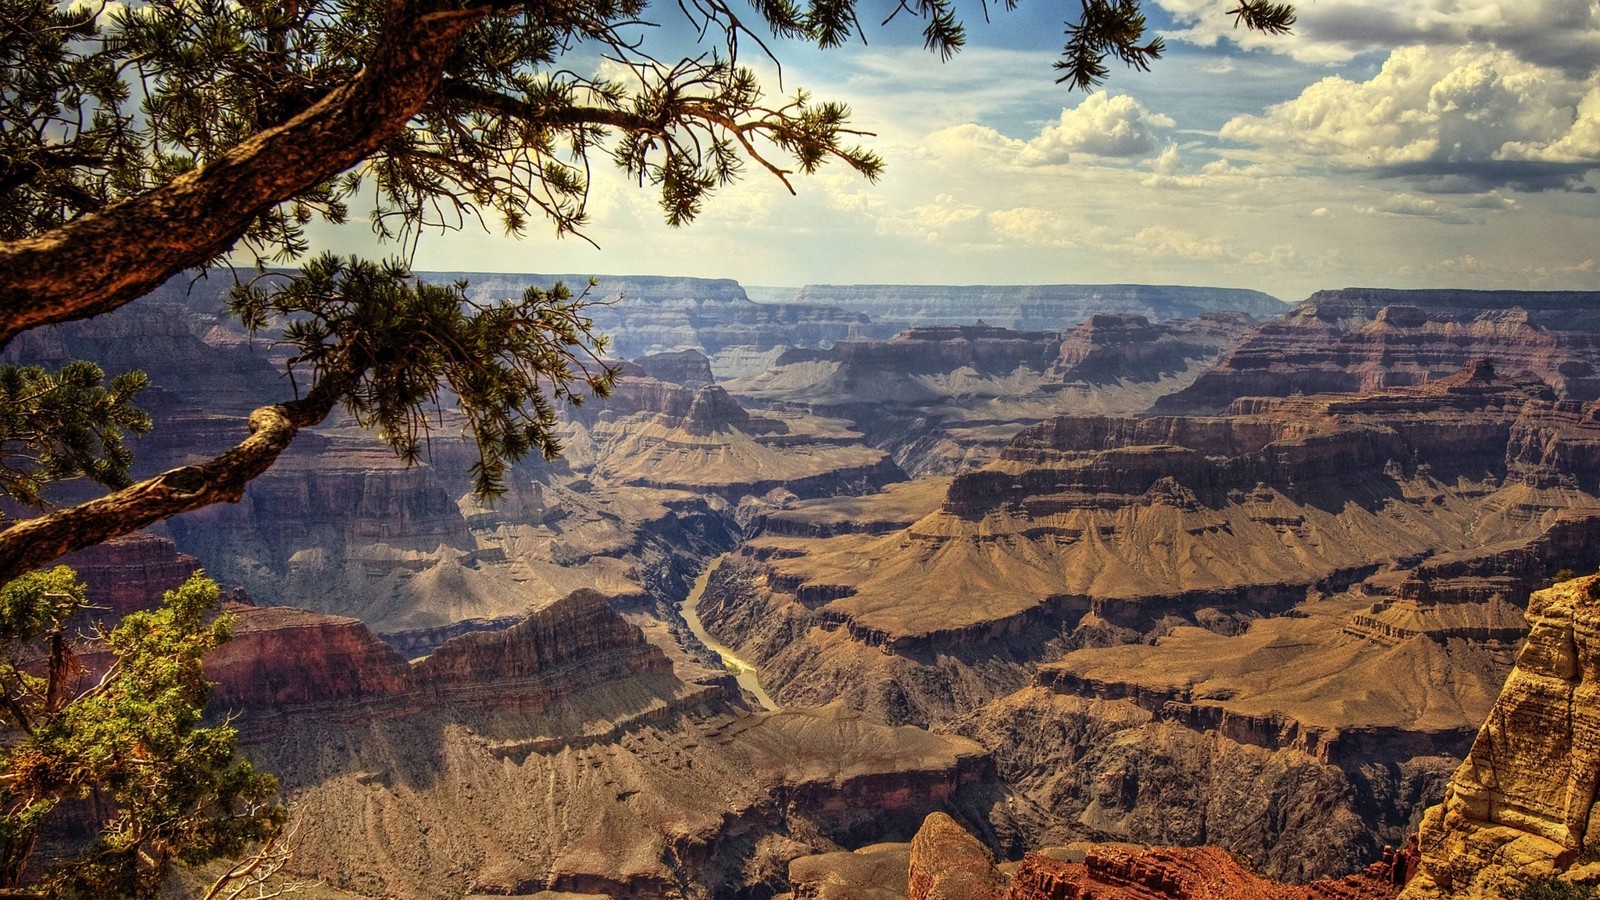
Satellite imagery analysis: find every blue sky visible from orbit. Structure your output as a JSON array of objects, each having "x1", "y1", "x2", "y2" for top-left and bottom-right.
[{"x1": 313, "y1": 0, "x2": 1600, "y2": 302}]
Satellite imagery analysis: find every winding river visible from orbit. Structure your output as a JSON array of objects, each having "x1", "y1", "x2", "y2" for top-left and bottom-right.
[{"x1": 682, "y1": 554, "x2": 779, "y2": 711}]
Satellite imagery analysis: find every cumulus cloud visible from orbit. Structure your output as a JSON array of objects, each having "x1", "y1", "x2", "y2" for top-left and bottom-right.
[
  {"x1": 1355, "y1": 193, "x2": 1482, "y2": 224},
  {"x1": 919, "y1": 124, "x2": 1027, "y2": 166},
  {"x1": 986, "y1": 207, "x2": 1092, "y2": 247},
  {"x1": 1128, "y1": 225, "x2": 1230, "y2": 261},
  {"x1": 1220, "y1": 44, "x2": 1600, "y2": 191},
  {"x1": 1155, "y1": 0, "x2": 1600, "y2": 75},
  {"x1": 1018, "y1": 93, "x2": 1175, "y2": 164}
]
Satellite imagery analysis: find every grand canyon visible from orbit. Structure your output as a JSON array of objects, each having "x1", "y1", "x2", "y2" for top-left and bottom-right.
[{"x1": 11, "y1": 276, "x2": 1600, "y2": 898}]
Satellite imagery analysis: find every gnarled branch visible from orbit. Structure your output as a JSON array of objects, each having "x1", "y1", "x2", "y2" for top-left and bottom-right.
[
  {"x1": 0, "y1": 383, "x2": 340, "y2": 586},
  {"x1": 0, "y1": 0, "x2": 487, "y2": 350}
]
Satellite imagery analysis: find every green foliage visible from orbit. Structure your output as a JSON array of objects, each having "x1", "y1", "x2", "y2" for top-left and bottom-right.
[
  {"x1": 1522, "y1": 877, "x2": 1598, "y2": 900},
  {"x1": 229, "y1": 254, "x2": 615, "y2": 498},
  {"x1": 0, "y1": 0, "x2": 1292, "y2": 261},
  {"x1": 0, "y1": 569, "x2": 283, "y2": 899},
  {"x1": 0, "y1": 361, "x2": 151, "y2": 520},
  {"x1": 1056, "y1": 0, "x2": 1297, "y2": 90}
]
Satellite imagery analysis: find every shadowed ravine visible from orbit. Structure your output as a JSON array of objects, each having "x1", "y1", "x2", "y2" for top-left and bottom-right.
[{"x1": 683, "y1": 553, "x2": 779, "y2": 710}]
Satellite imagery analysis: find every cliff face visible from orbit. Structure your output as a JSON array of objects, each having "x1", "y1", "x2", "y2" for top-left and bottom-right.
[
  {"x1": 728, "y1": 316, "x2": 1255, "y2": 477},
  {"x1": 206, "y1": 605, "x2": 415, "y2": 707},
  {"x1": 207, "y1": 593, "x2": 1004, "y2": 899},
  {"x1": 54, "y1": 532, "x2": 199, "y2": 619},
  {"x1": 697, "y1": 364, "x2": 1600, "y2": 879},
  {"x1": 789, "y1": 283, "x2": 1285, "y2": 329},
  {"x1": 448, "y1": 271, "x2": 890, "y2": 358},
  {"x1": 1158, "y1": 290, "x2": 1600, "y2": 413},
  {"x1": 1052, "y1": 313, "x2": 1250, "y2": 385},
  {"x1": 634, "y1": 349, "x2": 716, "y2": 387},
  {"x1": 1401, "y1": 574, "x2": 1600, "y2": 899}
]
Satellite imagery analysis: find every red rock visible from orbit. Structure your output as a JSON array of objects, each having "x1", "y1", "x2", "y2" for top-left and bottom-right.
[
  {"x1": 1003, "y1": 846, "x2": 1402, "y2": 899},
  {"x1": 54, "y1": 531, "x2": 199, "y2": 618}
]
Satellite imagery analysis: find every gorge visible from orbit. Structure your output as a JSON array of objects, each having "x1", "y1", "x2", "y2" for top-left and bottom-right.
[{"x1": 15, "y1": 277, "x2": 1600, "y2": 898}]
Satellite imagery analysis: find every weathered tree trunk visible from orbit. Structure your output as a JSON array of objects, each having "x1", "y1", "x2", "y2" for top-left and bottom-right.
[
  {"x1": 0, "y1": 388, "x2": 338, "y2": 585},
  {"x1": 0, "y1": 0, "x2": 487, "y2": 350}
]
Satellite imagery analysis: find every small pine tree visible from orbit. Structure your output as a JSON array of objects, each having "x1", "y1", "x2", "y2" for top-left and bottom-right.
[{"x1": 0, "y1": 568, "x2": 283, "y2": 899}]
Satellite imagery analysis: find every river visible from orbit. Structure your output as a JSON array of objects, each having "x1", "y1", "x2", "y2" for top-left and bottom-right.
[{"x1": 682, "y1": 554, "x2": 778, "y2": 711}]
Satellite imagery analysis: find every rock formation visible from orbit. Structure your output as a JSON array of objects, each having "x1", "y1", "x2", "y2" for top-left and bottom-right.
[
  {"x1": 907, "y1": 812, "x2": 1009, "y2": 900},
  {"x1": 787, "y1": 283, "x2": 1285, "y2": 329},
  {"x1": 1401, "y1": 573, "x2": 1600, "y2": 899},
  {"x1": 634, "y1": 349, "x2": 717, "y2": 387},
  {"x1": 1157, "y1": 289, "x2": 1600, "y2": 414},
  {"x1": 449, "y1": 271, "x2": 894, "y2": 359},
  {"x1": 202, "y1": 592, "x2": 1005, "y2": 898},
  {"x1": 728, "y1": 316, "x2": 1254, "y2": 476},
  {"x1": 54, "y1": 531, "x2": 200, "y2": 619},
  {"x1": 699, "y1": 363, "x2": 1600, "y2": 878},
  {"x1": 895, "y1": 812, "x2": 1406, "y2": 900}
]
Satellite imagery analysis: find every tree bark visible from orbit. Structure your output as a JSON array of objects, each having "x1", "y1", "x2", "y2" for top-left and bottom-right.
[
  {"x1": 0, "y1": 0, "x2": 487, "y2": 350},
  {"x1": 0, "y1": 388, "x2": 339, "y2": 586}
]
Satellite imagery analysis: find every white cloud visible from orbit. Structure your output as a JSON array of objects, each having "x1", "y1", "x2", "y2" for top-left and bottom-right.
[
  {"x1": 1155, "y1": 0, "x2": 1600, "y2": 75},
  {"x1": 1152, "y1": 144, "x2": 1184, "y2": 175},
  {"x1": 1128, "y1": 225, "x2": 1230, "y2": 261},
  {"x1": 1018, "y1": 93, "x2": 1175, "y2": 164},
  {"x1": 1355, "y1": 193, "x2": 1481, "y2": 224},
  {"x1": 1220, "y1": 44, "x2": 1600, "y2": 191},
  {"x1": 986, "y1": 207, "x2": 1100, "y2": 248},
  {"x1": 919, "y1": 123, "x2": 1027, "y2": 165}
]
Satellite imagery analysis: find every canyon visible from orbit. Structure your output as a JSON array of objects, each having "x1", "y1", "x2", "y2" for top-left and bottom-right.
[{"x1": 11, "y1": 278, "x2": 1600, "y2": 897}]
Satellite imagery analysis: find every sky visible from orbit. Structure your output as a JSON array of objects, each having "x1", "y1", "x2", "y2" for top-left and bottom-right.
[{"x1": 315, "y1": 0, "x2": 1600, "y2": 302}]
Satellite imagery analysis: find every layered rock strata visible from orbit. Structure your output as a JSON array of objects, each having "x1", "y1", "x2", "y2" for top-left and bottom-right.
[
  {"x1": 1158, "y1": 289, "x2": 1600, "y2": 414},
  {"x1": 449, "y1": 272, "x2": 894, "y2": 358},
  {"x1": 729, "y1": 316, "x2": 1254, "y2": 476},
  {"x1": 54, "y1": 531, "x2": 200, "y2": 619},
  {"x1": 701, "y1": 364, "x2": 1600, "y2": 878},
  {"x1": 1401, "y1": 574, "x2": 1600, "y2": 899},
  {"x1": 219, "y1": 596, "x2": 1003, "y2": 898},
  {"x1": 787, "y1": 283, "x2": 1285, "y2": 329}
]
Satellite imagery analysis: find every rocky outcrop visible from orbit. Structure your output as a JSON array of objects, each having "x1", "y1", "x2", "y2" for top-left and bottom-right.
[
  {"x1": 1401, "y1": 574, "x2": 1600, "y2": 898},
  {"x1": 634, "y1": 349, "x2": 717, "y2": 387},
  {"x1": 1053, "y1": 313, "x2": 1251, "y2": 385},
  {"x1": 578, "y1": 384, "x2": 902, "y2": 502},
  {"x1": 787, "y1": 842, "x2": 912, "y2": 900},
  {"x1": 895, "y1": 813, "x2": 1405, "y2": 900},
  {"x1": 1157, "y1": 290, "x2": 1600, "y2": 413},
  {"x1": 54, "y1": 531, "x2": 199, "y2": 619},
  {"x1": 907, "y1": 812, "x2": 1008, "y2": 900},
  {"x1": 728, "y1": 316, "x2": 1256, "y2": 477},
  {"x1": 206, "y1": 605, "x2": 415, "y2": 708},
  {"x1": 416, "y1": 589, "x2": 675, "y2": 700},
  {"x1": 789, "y1": 283, "x2": 1284, "y2": 329},
  {"x1": 1003, "y1": 846, "x2": 1404, "y2": 900}
]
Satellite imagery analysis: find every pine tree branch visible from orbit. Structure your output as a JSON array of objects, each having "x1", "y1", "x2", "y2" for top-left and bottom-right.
[
  {"x1": 0, "y1": 0, "x2": 488, "y2": 351},
  {"x1": 0, "y1": 382, "x2": 341, "y2": 585}
]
